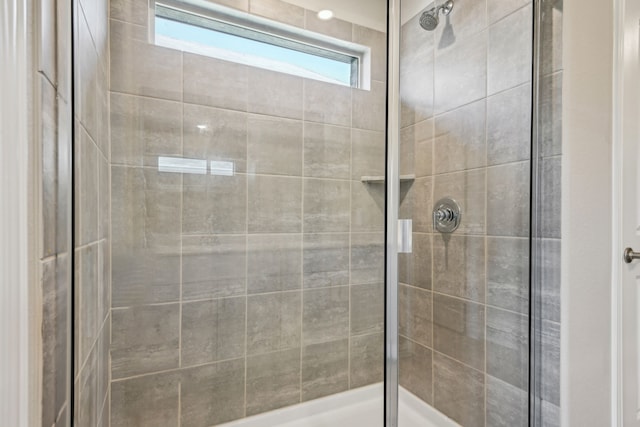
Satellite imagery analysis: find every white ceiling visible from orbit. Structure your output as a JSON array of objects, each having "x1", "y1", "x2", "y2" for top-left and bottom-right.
[{"x1": 281, "y1": 0, "x2": 387, "y2": 32}]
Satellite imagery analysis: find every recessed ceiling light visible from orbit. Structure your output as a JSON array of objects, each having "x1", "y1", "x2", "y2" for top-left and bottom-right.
[
  {"x1": 196, "y1": 124, "x2": 208, "y2": 130},
  {"x1": 317, "y1": 9, "x2": 334, "y2": 20}
]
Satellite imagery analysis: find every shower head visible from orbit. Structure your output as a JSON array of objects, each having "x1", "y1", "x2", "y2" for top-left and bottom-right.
[{"x1": 419, "y1": 0, "x2": 454, "y2": 31}]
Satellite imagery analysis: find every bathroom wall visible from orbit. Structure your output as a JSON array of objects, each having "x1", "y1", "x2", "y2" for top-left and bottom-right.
[
  {"x1": 397, "y1": 0, "x2": 562, "y2": 426},
  {"x1": 73, "y1": 0, "x2": 111, "y2": 425},
  {"x1": 38, "y1": 0, "x2": 73, "y2": 425},
  {"x1": 108, "y1": 0, "x2": 386, "y2": 424}
]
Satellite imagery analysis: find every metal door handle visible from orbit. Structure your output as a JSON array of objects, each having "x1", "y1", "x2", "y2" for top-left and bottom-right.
[{"x1": 624, "y1": 247, "x2": 640, "y2": 263}]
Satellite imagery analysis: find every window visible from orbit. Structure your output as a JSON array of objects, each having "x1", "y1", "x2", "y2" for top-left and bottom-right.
[{"x1": 153, "y1": 2, "x2": 371, "y2": 88}]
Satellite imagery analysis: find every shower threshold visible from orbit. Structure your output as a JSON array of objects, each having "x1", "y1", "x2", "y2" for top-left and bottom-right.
[{"x1": 218, "y1": 384, "x2": 460, "y2": 427}]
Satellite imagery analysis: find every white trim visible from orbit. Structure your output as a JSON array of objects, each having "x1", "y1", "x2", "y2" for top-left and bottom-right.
[{"x1": 0, "y1": 0, "x2": 33, "y2": 426}]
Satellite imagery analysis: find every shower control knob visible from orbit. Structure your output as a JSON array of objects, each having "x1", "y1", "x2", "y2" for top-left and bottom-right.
[
  {"x1": 624, "y1": 247, "x2": 640, "y2": 263},
  {"x1": 432, "y1": 198, "x2": 461, "y2": 233}
]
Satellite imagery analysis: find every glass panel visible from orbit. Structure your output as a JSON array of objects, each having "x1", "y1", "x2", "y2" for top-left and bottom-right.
[
  {"x1": 73, "y1": 0, "x2": 387, "y2": 425},
  {"x1": 397, "y1": 0, "x2": 533, "y2": 426}
]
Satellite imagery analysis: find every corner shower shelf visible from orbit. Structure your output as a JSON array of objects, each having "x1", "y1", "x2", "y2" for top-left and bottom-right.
[{"x1": 361, "y1": 174, "x2": 415, "y2": 184}]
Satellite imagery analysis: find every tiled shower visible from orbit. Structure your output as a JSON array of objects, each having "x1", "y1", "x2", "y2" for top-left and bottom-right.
[{"x1": 35, "y1": 0, "x2": 563, "y2": 426}]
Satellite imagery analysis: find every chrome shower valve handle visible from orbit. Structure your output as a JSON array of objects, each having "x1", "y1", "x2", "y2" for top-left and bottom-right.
[{"x1": 433, "y1": 197, "x2": 461, "y2": 233}]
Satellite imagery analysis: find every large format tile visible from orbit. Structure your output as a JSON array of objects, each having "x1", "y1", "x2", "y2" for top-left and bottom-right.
[
  {"x1": 180, "y1": 359, "x2": 245, "y2": 427},
  {"x1": 486, "y1": 307, "x2": 528, "y2": 389},
  {"x1": 77, "y1": 244, "x2": 100, "y2": 368},
  {"x1": 303, "y1": 178, "x2": 350, "y2": 232},
  {"x1": 541, "y1": 238, "x2": 561, "y2": 322},
  {"x1": 110, "y1": 0, "x2": 148, "y2": 25},
  {"x1": 433, "y1": 294, "x2": 485, "y2": 371},
  {"x1": 412, "y1": 178, "x2": 433, "y2": 233},
  {"x1": 353, "y1": 25, "x2": 387, "y2": 83},
  {"x1": 486, "y1": 375, "x2": 528, "y2": 427},
  {"x1": 434, "y1": 99, "x2": 486, "y2": 174},
  {"x1": 181, "y1": 298, "x2": 246, "y2": 366},
  {"x1": 183, "y1": 54, "x2": 248, "y2": 111},
  {"x1": 304, "y1": 79, "x2": 351, "y2": 127},
  {"x1": 399, "y1": 232, "x2": 432, "y2": 290},
  {"x1": 351, "y1": 182, "x2": 385, "y2": 232},
  {"x1": 76, "y1": 127, "x2": 99, "y2": 246},
  {"x1": 182, "y1": 235, "x2": 246, "y2": 301},
  {"x1": 434, "y1": 32, "x2": 486, "y2": 114},
  {"x1": 433, "y1": 353, "x2": 485, "y2": 427},
  {"x1": 352, "y1": 81, "x2": 386, "y2": 131},
  {"x1": 487, "y1": 162, "x2": 530, "y2": 237},
  {"x1": 487, "y1": 4, "x2": 533, "y2": 95},
  {"x1": 110, "y1": 20, "x2": 182, "y2": 101},
  {"x1": 303, "y1": 286, "x2": 349, "y2": 345},
  {"x1": 41, "y1": 78, "x2": 57, "y2": 258},
  {"x1": 246, "y1": 348, "x2": 301, "y2": 415},
  {"x1": 407, "y1": 119, "x2": 434, "y2": 178},
  {"x1": 434, "y1": 0, "x2": 487, "y2": 45},
  {"x1": 110, "y1": 93, "x2": 182, "y2": 167},
  {"x1": 249, "y1": 0, "x2": 304, "y2": 27},
  {"x1": 304, "y1": 9, "x2": 352, "y2": 41},
  {"x1": 111, "y1": 372, "x2": 179, "y2": 427},
  {"x1": 75, "y1": 347, "x2": 98, "y2": 427},
  {"x1": 487, "y1": 84, "x2": 532, "y2": 165},
  {"x1": 111, "y1": 304, "x2": 180, "y2": 379},
  {"x1": 541, "y1": 319, "x2": 561, "y2": 406},
  {"x1": 539, "y1": 72, "x2": 563, "y2": 157},
  {"x1": 183, "y1": 173, "x2": 247, "y2": 234},
  {"x1": 247, "y1": 291, "x2": 302, "y2": 355},
  {"x1": 302, "y1": 339, "x2": 349, "y2": 401},
  {"x1": 487, "y1": 0, "x2": 531, "y2": 24},
  {"x1": 399, "y1": 285, "x2": 432, "y2": 347},
  {"x1": 350, "y1": 233, "x2": 384, "y2": 285},
  {"x1": 183, "y1": 104, "x2": 248, "y2": 172},
  {"x1": 351, "y1": 129, "x2": 385, "y2": 180},
  {"x1": 111, "y1": 166, "x2": 181, "y2": 307},
  {"x1": 541, "y1": 156, "x2": 561, "y2": 238},
  {"x1": 248, "y1": 67, "x2": 303, "y2": 119},
  {"x1": 77, "y1": 11, "x2": 98, "y2": 140},
  {"x1": 433, "y1": 169, "x2": 486, "y2": 235},
  {"x1": 487, "y1": 237, "x2": 529, "y2": 314},
  {"x1": 303, "y1": 233, "x2": 350, "y2": 289},
  {"x1": 351, "y1": 282, "x2": 384, "y2": 335},
  {"x1": 350, "y1": 333, "x2": 384, "y2": 388},
  {"x1": 400, "y1": 47, "x2": 434, "y2": 127},
  {"x1": 248, "y1": 175, "x2": 302, "y2": 233},
  {"x1": 303, "y1": 123, "x2": 351, "y2": 179},
  {"x1": 247, "y1": 116, "x2": 303, "y2": 176},
  {"x1": 433, "y1": 235, "x2": 486, "y2": 302},
  {"x1": 248, "y1": 234, "x2": 302, "y2": 294},
  {"x1": 399, "y1": 337, "x2": 433, "y2": 404}
]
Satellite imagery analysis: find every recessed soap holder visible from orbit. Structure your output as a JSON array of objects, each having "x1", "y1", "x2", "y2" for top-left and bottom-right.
[{"x1": 432, "y1": 197, "x2": 461, "y2": 233}]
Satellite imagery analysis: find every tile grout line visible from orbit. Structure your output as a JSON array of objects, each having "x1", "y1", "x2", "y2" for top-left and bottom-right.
[{"x1": 243, "y1": 75, "x2": 249, "y2": 418}]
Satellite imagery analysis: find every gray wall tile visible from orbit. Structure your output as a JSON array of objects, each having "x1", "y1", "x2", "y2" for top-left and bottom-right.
[
  {"x1": 540, "y1": 72, "x2": 563, "y2": 157},
  {"x1": 249, "y1": 0, "x2": 304, "y2": 27},
  {"x1": 302, "y1": 339, "x2": 349, "y2": 401},
  {"x1": 487, "y1": 5, "x2": 532, "y2": 95},
  {"x1": 180, "y1": 359, "x2": 245, "y2": 427},
  {"x1": 303, "y1": 233, "x2": 350, "y2": 289},
  {"x1": 433, "y1": 169, "x2": 486, "y2": 235},
  {"x1": 77, "y1": 127, "x2": 99, "y2": 246},
  {"x1": 486, "y1": 307, "x2": 528, "y2": 389},
  {"x1": 183, "y1": 104, "x2": 248, "y2": 172},
  {"x1": 399, "y1": 337, "x2": 433, "y2": 404},
  {"x1": 111, "y1": 372, "x2": 180, "y2": 427},
  {"x1": 111, "y1": 166, "x2": 181, "y2": 307},
  {"x1": 303, "y1": 122, "x2": 351, "y2": 179},
  {"x1": 541, "y1": 239, "x2": 561, "y2": 322},
  {"x1": 434, "y1": 0, "x2": 487, "y2": 44},
  {"x1": 434, "y1": 32, "x2": 487, "y2": 114},
  {"x1": 434, "y1": 99, "x2": 487, "y2": 174},
  {"x1": 304, "y1": 80, "x2": 351, "y2": 127},
  {"x1": 541, "y1": 156, "x2": 561, "y2": 238},
  {"x1": 487, "y1": 84, "x2": 532, "y2": 165},
  {"x1": 303, "y1": 286, "x2": 349, "y2": 344},
  {"x1": 248, "y1": 175, "x2": 302, "y2": 233},
  {"x1": 412, "y1": 178, "x2": 434, "y2": 233},
  {"x1": 304, "y1": 179, "x2": 350, "y2": 232},
  {"x1": 182, "y1": 235, "x2": 246, "y2": 301},
  {"x1": 41, "y1": 79, "x2": 58, "y2": 258},
  {"x1": 248, "y1": 234, "x2": 302, "y2": 294},
  {"x1": 247, "y1": 291, "x2": 301, "y2": 354},
  {"x1": 184, "y1": 54, "x2": 248, "y2": 111},
  {"x1": 111, "y1": 304, "x2": 180, "y2": 379},
  {"x1": 110, "y1": 19, "x2": 183, "y2": 101},
  {"x1": 399, "y1": 285, "x2": 433, "y2": 347},
  {"x1": 183, "y1": 174, "x2": 247, "y2": 235},
  {"x1": 351, "y1": 282, "x2": 384, "y2": 335},
  {"x1": 305, "y1": 10, "x2": 352, "y2": 40},
  {"x1": 433, "y1": 235, "x2": 486, "y2": 302},
  {"x1": 352, "y1": 81, "x2": 386, "y2": 131},
  {"x1": 353, "y1": 25, "x2": 387, "y2": 82},
  {"x1": 487, "y1": 0, "x2": 531, "y2": 24},
  {"x1": 486, "y1": 375, "x2": 528, "y2": 427},
  {"x1": 246, "y1": 348, "x2": 301, "y2": 415},
  {"x1": 248, "y1": 116, "x2": 303, "y2": 176},
  {"x1": 350, "y1": 233, "x2": 384, "y2": 285},
  {"x1": 541, "y1": 320, "x2": 560, "y2": 406},
  {"x1": 433, "y1": 353, "x2": 485, "y2": 427},
  {"x1": 110, "y1": 0, "x2": 148, "y2": 26},
  {"x1": 487, "y1": 162, "x2": 530, "y2": 237},
  {"x1": 399, "y1": 232, "x2": 432, "y2": 290},
  {"x1": 350, "y1": 333, "x2": 384, "y2": 388},
  {"x1": 433, "y1": 294, "x2": 485, "y2": 371},
  {"x1": 351, "y1": 129, "x2": 385, "y2": 180},
  {"x1": 487, "y1": 237, "x2": 529, "y2": 314},
  {"x1": 248, "y1": 67, "x2": 303, "y2": 119},
  {"x1": 110, "y1": 93, "x2": 182, "y2": 167},
  {"x1": 182, "y1": 298, "x2": 246, "y2": 366},
  {"x1": 77, "y1": 244, "x2": 99, "y2": 366},
  {"x1": 351, "y1": 182, "x2": 385, "y2": 232},
  {"x1": 400, "y1": 47, "x2": 434, "y2": 127}
]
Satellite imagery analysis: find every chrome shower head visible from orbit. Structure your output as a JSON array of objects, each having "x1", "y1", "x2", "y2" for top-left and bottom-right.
[
  {"x1": 419, "y1": 0, "x2": 454, "y2": 31},
  {"x1": 419, "y1": 11, "x2": 439, "y2": 31}
]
